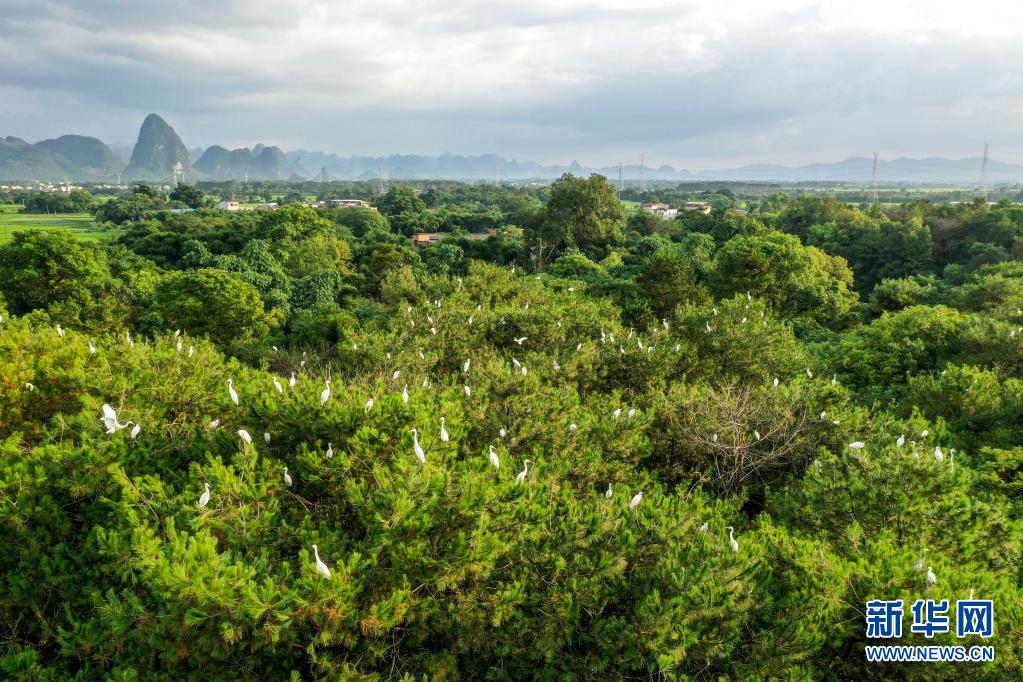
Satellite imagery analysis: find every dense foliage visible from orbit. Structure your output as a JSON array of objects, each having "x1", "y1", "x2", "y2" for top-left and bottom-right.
[{"x1": 2, "y1": 177, "x2": 1023, "y2": 679}]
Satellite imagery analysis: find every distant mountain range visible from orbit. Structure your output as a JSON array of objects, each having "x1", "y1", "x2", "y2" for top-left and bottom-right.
[{"x1": 2, "y1": 113, "x2": 1022, "y2": 185}]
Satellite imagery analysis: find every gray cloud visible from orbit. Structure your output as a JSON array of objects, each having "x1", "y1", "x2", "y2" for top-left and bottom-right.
[{"x1": 1, "y1": 0, "x2": 1021, "y2": 168}]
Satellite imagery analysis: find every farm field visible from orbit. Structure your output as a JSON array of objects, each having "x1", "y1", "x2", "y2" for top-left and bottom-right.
[{"x1": 0, "y1": 204, "x2": 123, "y2": 243}]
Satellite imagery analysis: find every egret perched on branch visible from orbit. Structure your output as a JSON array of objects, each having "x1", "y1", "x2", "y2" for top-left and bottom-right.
[
  {"x1": 188, "y1": 345, "x2": 195, "y2": 358},
  {"x1": 605, "y1": 483, "x2": 613, "y2": 499},
  {"x1": 848, "y1": 441, "x2": 866, "y2": 450},
  {"x1": 569, "y1": 422, "x2": 578, "y2": 432},
  {"x1": 289, "y1": 372, "x2": 296, "y2": 387},
  {"x1": 464, "y1": 385, "x2": 471, "y2": 398},
  {"x1": 440, "y1": 417, "x2": 449, "y2": 442},
  {"x1": 896, "y1": 434, "x2": 905, "y2": 447},
  {"x1": 516, "y1": 460, "x2": 531, "y2": 484},
  {"x1": 312, "y1": 544, "x2": 331, "y2": 579},
  {"x1": 402, "y1": 384, "x2": 409, "y2": 404},
  {"x1": 392, "y1": 370, "x2": 401, "y2": 381},
  {"x1": 926, "y1": 566, "x2": 937, "y2": 586},
  {"x1": 463, "y1": 359, "x2": 471, "y2": 373},
  {"x1": 488, "y1": 445, "x2": 500, "y2": 469},
  {"x1": 806, "y1": 368, "x2": 813, "y2": 379},
  {"x1": 283, "y1": 467, "x2": 292, "y2": 487},
  {"x1": 364, "y1": 398, "x2": 374, "y2": 413},
  {"x1": 273, "y1": 377, "x2": 283, "y2": 393},
  {"x1": 56, "y1": 325, "x2": 65, "y2": 338},
  {"x1": 320, "y1": 380, "x2": 331, "y2": 405},
  {"x1": 176, "y1": 338, "x2": 182, "y2": 353},
  {"x1": 237, "y1": 429, "x2": 252, "y2": 444},
  {"x1": 264, "y1": 432, "x2": 271, "y2": 444},
  {"x1": 101, "y1": 404, "x2": 133, "y2": 434},
  {"x1": 513, "y1": 337, "x2": 527, "y2": 345},
  {"x1": 727, "y1": 526, "x2": 739, "y2": 553},
  {"x1": 411, "y1": 429, "x2": 426, "y2": 463},
  {"x1": 920, "y1": 429, "x2": 929, "y2": 438},
  {"x1": 499, "y1": 428, "x2": 507, "y2": 438},
  {"x1": 773, "y1": 377, "x2": 779, "y2": 388},
  {"x1": 933, "y1": 446, "x2": 944, "y2": 463},
  {"x1": 325, "y1": 442, "x2": 334, "y2": 459},
  {"x1": 88, "y1": 341, "x2": 96, "y2": 354},
  {"x1": 613, "y1": 408, "x2": 621, "y2": 419},
  {"x1": 699, "y1": 522, "x2": 709, "y2": 533},
  {"x1": 629, "y1": 491, "x2": 643, "y2": 510},
  {"x1": 130, "y1": 423, "x2": 141, "y2": 440},
  {"x1": 198, "y1": 482, "x2": 211, "y2": 509},
  {"x1": 228, "y1": 378, "x2": 239, "y2": 405}
]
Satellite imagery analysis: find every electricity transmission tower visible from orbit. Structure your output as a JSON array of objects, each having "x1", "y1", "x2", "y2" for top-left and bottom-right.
[
  {"x1": 870, "y1": 152, "x2": 879, "y2": 205},
  {"x1": 979, "y1": 143, "x2": 990, "y2": 196}
]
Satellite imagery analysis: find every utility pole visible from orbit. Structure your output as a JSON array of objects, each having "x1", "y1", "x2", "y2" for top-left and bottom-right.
[
  {"x1": 870, "y1": 152, "x2": 879, "y2": 205},
  {"x1": 617, "y1": 161, "x2": 623, "y2": 200},
  {"x1": 639, "y1": 153, "x2": 645, "y2": 194},
  {"x1": 979, "y1": 143, "x2": 990, "y2": 196},
  {"x1": 378, "y1": 166, "x2": 385, "y2": 194}
]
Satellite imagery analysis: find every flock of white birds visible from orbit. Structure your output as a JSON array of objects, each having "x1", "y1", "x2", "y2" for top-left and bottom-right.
[{"x1": 61, "y1": 277, "x2": 951, "y2": 584}]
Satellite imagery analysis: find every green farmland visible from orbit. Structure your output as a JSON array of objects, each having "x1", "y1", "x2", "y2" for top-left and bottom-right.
[{"x1": 0, "y1": 205, "x2": 123, "y2": 243}]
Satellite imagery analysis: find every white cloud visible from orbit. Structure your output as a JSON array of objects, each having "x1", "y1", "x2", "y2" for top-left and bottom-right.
[{"x1": 1, "y1": 0, "x2": 1021, "y2": 166}]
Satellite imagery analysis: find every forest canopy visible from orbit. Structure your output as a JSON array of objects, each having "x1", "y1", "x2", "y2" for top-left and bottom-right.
[{"x1": 1, "y1": 177, "x2": 1022, "y2": 679}]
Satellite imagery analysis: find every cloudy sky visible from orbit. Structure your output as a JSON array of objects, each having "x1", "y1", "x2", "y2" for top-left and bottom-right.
[{"x1": 1, "y1": 0, "x2": 1022, "y2": 169}]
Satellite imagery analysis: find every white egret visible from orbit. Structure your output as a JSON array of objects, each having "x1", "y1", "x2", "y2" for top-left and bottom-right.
[
  {"x1": 712, "y1": 433, "x2": 718, "y2": 443},
  {"x1": 422, "y1": 378, "x2": 430, "y2": 388},
  {"x1": 125, "y1": 332, "x2": 134, "y2": 347},
  {"x1": 727, "y1": 526, "x2": 739, "y2": 553},
  {"x1": 754, "y1": 430, "x2": 761, "y2": 441},
  {"x1": 364, "y1": 398, "x2": 374, "y2": 413},
  {"x1": 512, "y1": 358, "x2": 520, "y2": 367},
  {"x1": 264, "y1": 432, "x2": 271, "y2": 444},
  {"x1": 464, "y1": 385, "x2": 471, "y2": 397},
  {"x1": 392, "y1": 370, "x2": 401, "y2": 381},
  {"x1": 849, "y1": 442, "x2": 866, "y2": 450},
  {"x1": 488, "y1": 445, "x2": 500, "y2": 469},
  {"x1": 576, "y1": 342, "x2": 582, "y2": 352},
  {"x1": 312, "y1": 544, "x2": 331, "y2": 579},
  {"x1": 521, "y1": 365, "x2": 527, "y2": 376},
  {"x1": 101, "y1": 404, "x2": 133, "y2": 434},
  {"x1": 773, "y1": 377, "x2": 779, "y2": 388},
  {"x1": 927, "y1": 566, "x2": 937, "y2": 586},
  {"x1": 463, "y1": 359, "x2": 471, "y2": 373},
  {"x1": 289, "y1": 372, "x2": 296, "y2": 387},
  {"x1": 411, "y1": 429, "x2": 426, "y2": 463},
  {"x1": 513, "y1": 337, "x2": 527, "y2": 345},
  {"x1": 430, "y1": 327, "x2": 437, "y2": 335},
  {"x1": 516, "y1": 460, "x2": 531, "y2": 484},
  {"x1": 568, "y1": 287, "x2": 575, "y2": 292},
  {"x1": 228, "y1": 378, "x2": 239, "y2": 405},
  {"x1": 188, "y1": 345, "x2": 195, "y2": 358},
  {"x1": 569, "y1": 423, "x2": 578, "y2": 432},
  {"x1": 440, "y1": 417, "x2": 449, "y2": 442},
  {"x1": 605, "y1": 483, "x2": 613, "y2": 499},
  {"x1": 320, "y1": 380, "x2": 331, "y2": 405},
  {"x1": 629, "y1": 491, "x2": 643, "y2": 509},
  {"x1": 896, "y1": 434, "x2": 905, "y2": 447},
  {"x1": 806, "y1": 368, "x2": 813, "y2": 379},
  {"x1": 130, "y1": 423, "x2": 141, "y2": 440},
  {"x1": 499, "y1": 428, "x2": 507, "y2": 438},
  {"x1": 208, "y1": 419, "x2": 220, "y2": 428},
  {"x1": 325, "y1": 442, "x2": 334, "y2": 459},
  {"x1": 699, "y1": 522, "x2": 709, "y2": 533},
  {"x1": 950, "y1": 449, "x2": 955, "y2": 473},
  {"x1": 176, "y1": 339, "x2": 182, "y2": 353},
  {"x1": 56, "y1": 325, "x2": 65, "y2": 338},
  {"x1": 920, "y1": 429, "x2": 929, "y2": 438},
  {"x1": 402, "y1": 384, "x2": 409, "y2": 404},
  {"x1": 88, "y1": 341, "x2": 96, "y2": 354},
  {"x1": 468, "y1": 315, "x2": 474, "y2": 325},
  {"x1": 283, "y1": 467, "x2": 292, "y2": 487},
  {"x1": 238, "y1": 429, "x2": 252, "y2": 444},
  {"x1": 198, "y1": 482, "x2": 211, "y2": 509},
  {"x1": 174, "y1": 329, "x2": 180, "y2": 337},
  {"x1": 273, "y1": 377, "x2": 283, "y2": 393},
  {"x1": 933, "y1": 446, "x2": 944, "y2": 463},
  {"x1": 705, "y1": 321, "x2": 712, "y2": 334},
  {"x1": 712, "y1": 307, "x2": 718, "y2": 316},
  {"x1": 613, "y1": 408, "x2": 621, "y2": 419},
  {"x1": 831, "y1": 375, "x2": 837, "y2": 386},
  {"x1": 627, "y1": 408, "x2": 636, "y2": 419}
]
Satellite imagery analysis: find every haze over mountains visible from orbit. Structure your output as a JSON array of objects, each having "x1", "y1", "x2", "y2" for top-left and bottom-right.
[{"x1": 1, "y1": 114, "x2": 1019, "y2": 185}]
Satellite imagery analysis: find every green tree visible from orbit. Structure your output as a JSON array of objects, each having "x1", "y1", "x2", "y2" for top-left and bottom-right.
[{"x1": 527, "y1": 173, "x2": 624, "y2": 265}]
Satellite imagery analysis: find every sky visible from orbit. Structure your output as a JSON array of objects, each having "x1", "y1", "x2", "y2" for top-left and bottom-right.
[{"x1": 1, "y1": 0, "x2": 1022, "y2": 170}]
